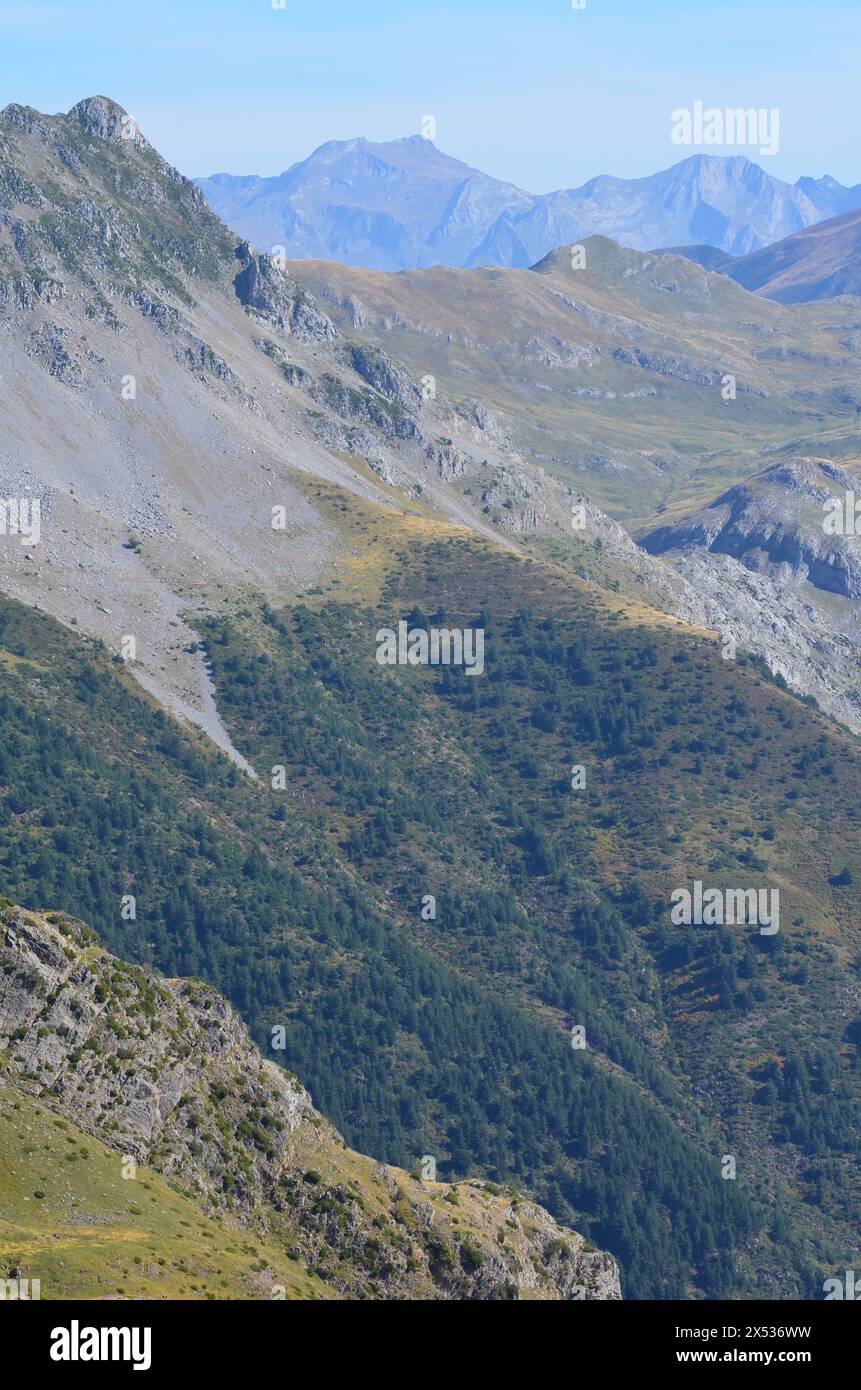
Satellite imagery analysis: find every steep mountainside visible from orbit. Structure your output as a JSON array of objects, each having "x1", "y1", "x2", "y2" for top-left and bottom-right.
[
  {"x1": 0, "y1": 902, "x2": 619, "y2": 1300},
  {"x1": 721, "y1": 207, "x2": 861, "y2": 303},
  {"x1": 293, "y1": 242, "x2": 861, "y2": 728},
  {"x1": 198, "y1": 146, "x2": 861, "y2": 270},
  {"x1": 2, "y1": 97, "x2": 861, "y2": 1304},
  {"x1": 4, "y1": 97, "x2": 861, "y2": 741},
  {"x1": 638, "y1": 457, "x2": 861, "y2": 729},
  {"x1": 0, "y1": 545, "x2": 860, "y2": 1299},
  {"x1": 0, "y1": 96, "x2": 507, "y2": 760}
]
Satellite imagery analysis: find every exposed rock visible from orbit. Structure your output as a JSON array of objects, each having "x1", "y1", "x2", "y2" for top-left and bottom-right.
[
  {"x1": 1, "y1": 104, "x2": 50, "y2": 139},
  {"x1": 476, "y1": 460, "x2": 549, "y2": 532},
  {"x1": 255, "y1": 337, "x2": 310, "y2": 386},
  {"x1": 182, "y1": 336, "x2": 239, "y2": 386},
  {"x1": 455, "y1": 399, "x2": 513, "y2": 451},
  {"x1": 234, "y1": 243, "x2": 338, "y2": 344},
  {"x1": 348, "y1": 342, "x2": 421, "y2": 412},
  {"x1": 33, "y1": 277, "x2": 65, "y2": 304},
  {"x1": 425, "y1": 440, "x2": 471, "y2": 480},
  {"x1": 310, "y1": 371, "x2": 421, "y2": 441},
  {"x1": 641, "y1": 459, "x2": 861, "y2": 599},
  {"x1": 127, "y1": 290, "x2": 182, "y2": 333},
  {"x1": 69, "y1": 96, "x2": 145, "y2": 147},
  {"x1": 0, "y1": 904, "x2": 622, "y2": 1302},
  {"x1": 638, "y1": 458, "x2": 861, "y2": 728},
  {"x1": 26, "y1": 321, "x2": 83, "y2": 385}
]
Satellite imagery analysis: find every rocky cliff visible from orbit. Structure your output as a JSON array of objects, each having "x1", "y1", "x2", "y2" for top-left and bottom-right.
[{"x1": 0, "y1": 903, "x2": 621, "y2": 1301}]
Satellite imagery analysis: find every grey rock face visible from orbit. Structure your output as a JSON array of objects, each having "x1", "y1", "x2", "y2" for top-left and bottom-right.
[
  {"x1": 0, "y1": 905, "x2": 622, "y2": 1301},
  {"x1": 637, "y1": 458, "x2": 861, "y2": 729},
  {"x1": 309, "y1": 371, "x2": 421, "y2": 440},
  {"x1": 26, "y1": 321, "x2": 84, "y2": 384},
  {"x1": 234, "y1": 242, "x2": 338, "y2": 343},
  {"x1": 640, "y1": 459, "x2": 861, "y2": 599},
  {"x1": 69, "y1": 96, "x2": 144, "y2": 147},
  {"x1": 348, "y1": 343, "x2": 421, "y2": 412},
  {"x1": 426, "y1": 440, "x2": 470, "y2": 480},
  {"x1": 0, "y1": 908, "x2": 312, "y2": 1213}
]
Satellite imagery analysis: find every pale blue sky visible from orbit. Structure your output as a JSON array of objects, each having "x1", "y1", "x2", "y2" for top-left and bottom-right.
[{"x1": 1, "y1": 0, "x2": 858, "y2": 188}]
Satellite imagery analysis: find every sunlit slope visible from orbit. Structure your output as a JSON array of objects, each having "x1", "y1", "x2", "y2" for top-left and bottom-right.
[
  {"x1": 0, "y1": 902, "x2": 618, "y2": 1301},
  {"x1": 295, "y1": 237, "x2": 861, "y2": 519},
  {"x1": 0, "y1": 1090, "x2": 325, "y2": 1301}
]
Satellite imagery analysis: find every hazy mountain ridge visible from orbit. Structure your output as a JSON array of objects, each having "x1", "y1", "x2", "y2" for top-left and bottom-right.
[
  {"x1": 197, "y1": 139, "x2": 861, "y2": 271},
  {"x1": 719, "y1": 207, "x2": 861, "y2": 303}
]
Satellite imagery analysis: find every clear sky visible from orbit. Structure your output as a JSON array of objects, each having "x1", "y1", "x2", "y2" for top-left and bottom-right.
[{"x1": 1, "y1": 0, "x2": 858, "y2": 189}]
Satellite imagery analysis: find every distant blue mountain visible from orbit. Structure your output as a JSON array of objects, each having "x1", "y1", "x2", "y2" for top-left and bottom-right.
[{"x1": 196, "y1": 139, "x2": 861, "y2": 271}]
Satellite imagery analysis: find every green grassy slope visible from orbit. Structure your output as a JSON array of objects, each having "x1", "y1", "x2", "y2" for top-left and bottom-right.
[
  {"x1": 0, "y1": 1089, "x2": 325, "y2": 1300},
  {"x1": 294, "y1": 239, "x2": 861, "y2": 523}
]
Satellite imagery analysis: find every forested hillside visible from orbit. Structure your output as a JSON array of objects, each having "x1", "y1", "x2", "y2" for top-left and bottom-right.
[{"x1": 1, "y1": 530, "x2": 859, "y2": 1298}]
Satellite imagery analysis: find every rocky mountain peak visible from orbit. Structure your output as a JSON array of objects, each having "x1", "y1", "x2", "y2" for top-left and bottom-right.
[
  {"x1": 199, "y1": 144, "x2": 861, "y2": 270},
  {"x1": 68, "y1": 94, "x2": 145, "y2": 146}
]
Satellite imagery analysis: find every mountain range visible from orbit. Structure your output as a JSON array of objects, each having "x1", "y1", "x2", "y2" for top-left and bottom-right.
[
  {"x1": 197, "y1": 137, "x2": 861, "y2": 271},
  {"x1": 4, "y1": 96, "x2": 861, "y2": 735},
  {"x1": 4, "y1": 95, "x2": 861, "y2": 1302}
]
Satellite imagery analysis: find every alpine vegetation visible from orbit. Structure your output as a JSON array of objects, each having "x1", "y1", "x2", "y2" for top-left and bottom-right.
[
  {"x1": 671, "y1": 882, "x2": 780, "y2": 936},
  {"x1": 375, "y1": 621, "x2": 485, "y2": 674}
]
